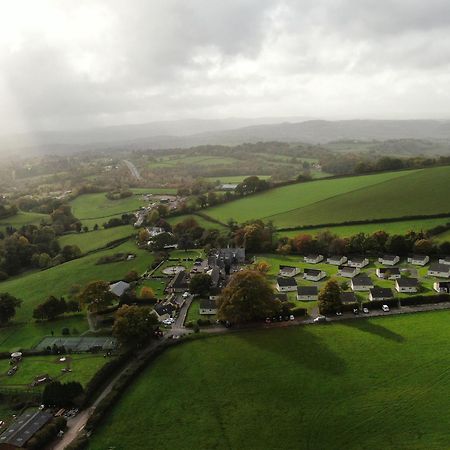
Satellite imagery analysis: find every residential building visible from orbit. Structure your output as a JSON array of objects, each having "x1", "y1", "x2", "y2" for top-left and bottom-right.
[
  {"x1": 351, "y1": 276, "x2": 374, "y2": 291},
  {"x1": 154, "y1": 303, "x2": 175, "y2": 322},
  {"x1": 376, "y1": 267, "x2": 401, "y2": 279},
  {"x1": 199, "y1": 299, "x2": 217, "y2": 315},
  {"x1": 279, "y1": 265, "x2": 300, "y2": 277},
  {"x1": 434, "y1": 281, "x2": 450, "y2": 293},
  {"x1": 297, "y1": 286, "x2": 318, "y2": 301},
  {"x1": 276, "y1": 277, "x2": 297, "y2": 292},
  {"x1": 378, "y1": 255, "x2": 400, "y2": 265},
  {"x1": 338, "y1": 266, "x2": 360, "y2": 278},
  {"x1": 166, "y1": 270, "x2": 189, "y2": 293},
  {"x1": 347, "y1": 257, "x2": 369, "y2": 268},
  {"x1": 439, "y1": 256, "x2": 450, "y2": 265},
  {"x1": 303, "y1": 268, "x2": 326, "y2": 282},
  {"x1": 109, "y1": 281, "x2": 131, "y2": 297},
  {"x1": 395, "y1": 278, "x2": 418, "y2": 293},
  {"x1": 428, "y1": 263, "x2": 450, "y2": 278},
  {"x1": 369, "y1": 287, "x2": 394, "y2": 301},
  {"x1": 407, "y1": 255, "x2": 429, "y2": 266},
  {"x1": 304, "y1": 254, "x2": 324, "y2": 264},
  {"x1": 340, "y1": 292, "x2": 357, "y2": 304},
  {"x1": 327, "y1": 255, "x2": 347, "y2": 265}
]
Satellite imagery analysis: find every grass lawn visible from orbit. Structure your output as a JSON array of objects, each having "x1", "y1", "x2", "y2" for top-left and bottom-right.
[
  {"x1": 59, "y1": 226, "x2": 135, "y2": 253},
  {"x1": 0, "y1": 211, "x2": 49, "y2": 233},
  {"x1": 139, "y1": 279, "x2": 167, "y2": 299},
  {"x1": 0, "y1": 315, "x2": 89, "y2": 353},
  {"x1": 276, "y1": 217, "x2": 450, "y2": 239},
  {"x1": 0, "y1": 354, "x2": 110, "y2": 388},
  {"x1": 89, "y1": 310, "x2": 450, "y2": 450},
  {"x1": 185, "y1": 299, "x2": 216, "y2": 325}
]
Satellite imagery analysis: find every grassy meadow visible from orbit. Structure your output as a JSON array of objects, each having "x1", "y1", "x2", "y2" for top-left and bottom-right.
[
  {"x1": 203, "y1": 166, "x2": 450, "y2": 228},
  {"x1": 0, "y1": 211, "x2": 49, "y2": 233},
  {"x1": 89, "y1": 311, "x2": 450, "y2": 450}
]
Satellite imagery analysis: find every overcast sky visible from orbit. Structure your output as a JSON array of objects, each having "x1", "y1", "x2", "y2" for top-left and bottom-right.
[{"x1": 1, "y1": 0, "x2": 450, "y2": 134}]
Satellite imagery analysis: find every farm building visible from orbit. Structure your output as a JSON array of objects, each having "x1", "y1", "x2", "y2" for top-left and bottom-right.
[
  {"x1": 351, "y1": 276, "x2": 374, "y2": 291},
  {"x1": 0, "y1": 410, "x2": 53, "y2": 449},
  {"x1": 439, "y1": 256, "x2": 450, "y2": 265},
  {"x1": 347, "y1": 257, "x2": 369, "y2": 268},
  {"x1": 434, "y1": 281, "x2": 450, "y2": 293},
  {"x1": 154, "y1": 303, "x2": 175, "y2": 321},
  {"x1": 327, "y1": 255, "x2": 347, "y2": 265},
  {"x1": 276, "y1": 277, "x2": 297, "y2": 292},
  {"x1": 369, "y1": 287, "x2": 394, "y2": 302},
  {"x1": 303, "y1": 268, "x2": 326, "y2": 282},
  {"x1": 428, "y1": 263, "x2": 450, "y2": 278},
  {"x1": 378, "y1": 255, "x2": 400, "y2": 265},
  {"x1": 338, "y1": 266, "x2": 360, "y2": 278},
  {"x1": 166, "y1": 270, "x2": 189, "y2": 293},
  {"x1": 376, "y1": 267, "x2": 401, "y2": 279},
  {"x1": 395, "y1": 278, "x2": 418, "y2": 293},
  {"x1": 304, "y1": 254, "x2": 324, "y2": 264},
  {"x1": 199, "y1": 299, "x2": 217, "y2": 315},
  {"x1": 340, "y1": 292, "x2": 357, "y2": 304},
  {"x1": 407, "y1": 255, "x2": 429, "y2": 266},
  {"x1": 109, "y1": 281, "x2": 130, "y2": 297},
  {"x1": 279, "y1": 265, "x2": 300, "y2": 277},
  {"x1": 297, "y1": 286, "x2": 319, "y2": 301}
]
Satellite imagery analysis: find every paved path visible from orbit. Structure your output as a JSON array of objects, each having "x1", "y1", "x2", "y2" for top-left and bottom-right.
[{"x1": 123, "y1": 160, "x2": 142, "y2": 181}]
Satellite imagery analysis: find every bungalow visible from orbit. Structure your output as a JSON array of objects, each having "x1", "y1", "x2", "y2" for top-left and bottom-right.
[
  {"x1": 303, "y1": 268, "x2": 326, "y2": 282},
  {"x1": 407, "y1": 255, "x2": 429, "y2": 266},
  {"x1": 433, "y1": 281, "x2": 450, "y2": 293},
  {"x1": 273, "y1": 293, "x2": 288, "y2": 302},
  {"x1": 327, "y1": 255, "x2": 347, "y2": 265},
  {"x1": 154, "y1": 303, "x2": 175, "y2": 322},
  {"x1": 395, "y1": 277, "x2": 418, "y2": 293},
  {"x1": 378, "y1": 255, "x2": 400, "y2": 266},
  {"x1": 297, "y1": 286, "x2": 318, "y2": 301},
  {"x1": 347, "y1": 257, "x2": 369, "y2": 268},
  {"x1": 439, "y1": 256, "x2": 450, "y2": 265},
  {"x1": 304, "y1": 254, "x2": 324, "y2": 264},
  {"x1": 351, "y1": 276, "x2": 374, "y2": 291},
  {"x1": 279, "y1": 265, "x2": 300, "y2": 278},
  {"x1": 167, "y1": 270, "x2": 189, "y2": 293},
  {"x1": 276, "y1": 276, "x2": 297, "y2": 292},
  {"x1": 199, "y1": 298, "x2": 217, "y2": 315},
  {"x1": 428, "y1": 263, "x2": 450, "y2": 278},
  {"x1": 340, "y1": 292, "x2": 357, "y2": 304},
  {"x1": 109, "y1": 281, "x2": 131, "y2": 298},
  {"x1": 338, "y1": 266, "x2": 360, "y2": 278},
  {"x1": 369, "y1": 287, "x2": 394, "y2": 302},
  {"x1": 376, "y1": 267, "x2": 401, "y2": 279}
]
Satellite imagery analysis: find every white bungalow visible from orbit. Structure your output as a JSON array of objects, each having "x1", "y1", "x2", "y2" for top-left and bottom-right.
[
  {"x1": 378, "y1": 255, "x2": 400, "y2": 266},
  {"x1": 369, "y1": 287, "x2": 394, "y2": 302},
  {"x1": 296, "y1": 286, "x2": 318, "y2": 301},
  {"x1": 276, "y1": 277, "x2": 297, "y2": 292},
  {"x1": 278, "y1": 265, "x2": 300, "y2": 278},
  {"x1": 327, "y1": 255, "x2": 347, "y2": 265},
  {"x1": 407, "y1": 255, "x2": 429, "y2": 266},
  {"x1": 433, "y1": 281, "x2": 450, "y2": 293},
  {"x1": 439, "y1": 256, "x2": 450, "y2": 266},
  {"x1": 304, "y1": 254, "x2": 324, "y2": 264},
  {"x1": 351, "y1": 276, "x2": 374, "y2": 292},
  {"x1": 347, "y1": 257, "x2": 369, "y2": 268},
  {"x1": 395, "y1": 278, "x2": 418, "y2": 293},
  {"x1": 428, "y1": 263, "x2": 450, "y2": 278},
  {"x1": 303, "y1": 268, "x2": 326, "y2": 282},
  {"x1": 199, "y1": 299, "x2": 217, "y2": 315},
  {"x1": 338, "y1": 266, "x2": 360, "y2": 278},
  {"x1": 376, "y1": 267, "x2": 401, "y2": 280}
]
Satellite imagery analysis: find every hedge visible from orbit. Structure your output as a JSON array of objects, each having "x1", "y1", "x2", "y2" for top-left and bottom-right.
[
  {"x1": 290, "y1": 306, "x2": 307, "y2": 317},
  {"x1": 400, "y1": 293, "x2": 450, "y2": 306},
  {"x1": 361, "y1": 299, "x2": 399, "y2": 310}
]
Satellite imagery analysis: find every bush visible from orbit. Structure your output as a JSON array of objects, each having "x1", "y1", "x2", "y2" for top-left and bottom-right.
[
  {"x1": 290, "y1": 306, "x2": 307, "y2": 317},
  {"x1": 0, "y1": 271, "x2": 9, "y2": 281},
  {"x1": 400, "y1": 293, "x2": 450, "y2": 306},
  {"x1": 62, "y1": 327, "x2": 70, "y2": 336},
  {"x1": 196, "y1": 319, "x2": 211, "y2": 326},
  {"x1": 185, "y1": 321, "x2": 194, "y2": 328}
]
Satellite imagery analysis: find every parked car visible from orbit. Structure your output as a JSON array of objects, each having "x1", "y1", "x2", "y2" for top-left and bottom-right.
[
  {"x1": 382, "y1": 304, "x2": 390, "y2": 312},
  {"x1": 289, "y1": 315, "x2": 295, "y2": 321},
  {"x1": 313, "y1": 315, "x2": 327, "y2": 323},
  {"x1": 265, "y1": 317, "x2": 271, "y2": 324},
  {"x1": 336, "y1": 311, "x2": 343, "y2": 316},
  {"x1": 353, "y1": 308, "x2": 359, "y2": 315},
  {"x1": 182, "y1": 291, "x2": 190, "y2": 298},
  {"x1": 363, "y1": 307, "x2": 369, "y2": 314}
]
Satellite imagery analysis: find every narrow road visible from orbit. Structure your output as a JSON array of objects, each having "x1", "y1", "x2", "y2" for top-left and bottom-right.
[{"x1": 123, "y1": 160, "x2": 142, "y2": 181}]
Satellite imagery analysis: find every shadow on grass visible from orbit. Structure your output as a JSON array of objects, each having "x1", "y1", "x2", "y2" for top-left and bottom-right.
[
  {"x1": 237, "y1": 325, "x2": 347, "y2": 376},
  {"x1": 340, "y1": 318, "x2": 405, "y2": 343}
]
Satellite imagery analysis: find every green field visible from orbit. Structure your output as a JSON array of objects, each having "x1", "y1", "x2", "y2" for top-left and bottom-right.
[
  {"x1": 150, "y1": 155, "x2": 238, "y2": 169},
  {"x1": 167, "y1": 214, "x2": 228, "y2": 231},
  {"x1": 0, "y1": 354, "x2": 108, "y2": 388},
  {"x1": 436, "y1": 229, "x2": 450, "y2": 243},
  {"x1": 0, "y1": 211, "x2": 49, "y2": 233},
  {"x1": 59, "y1": 226, "x2": 135, "y2": 253},
  {"x1": 89, "y1": 311, "x2": 450, "y2": 450},
  {"x1": 203, "y1": 167, "x2": 450, "y2": 227},
  {"x1": 277, "y1": 217, "x2": 450, "y2": 239},
  {"x1": 205, "y1": 175, "x2": 271, "y2": 183}
]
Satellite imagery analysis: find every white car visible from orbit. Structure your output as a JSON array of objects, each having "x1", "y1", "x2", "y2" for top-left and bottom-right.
[
  {"x1": 182, "y1": 292, "x2": 190, "y2": 298},
  {"x1": 163, "y1": 318, "x2": 174, "y2": 325},
  {"x1": 363, "y1": 307, "x2": 369, "y2": 314},
  {"x1": 289, "y1": 314, "x2": 295, "y2": 321},
  {"x1": 382, "y1": 304, "x2": 390, "y2": 312},
  {"x1": 313, "y1": 315, "x2": 327, "y2": 323}
]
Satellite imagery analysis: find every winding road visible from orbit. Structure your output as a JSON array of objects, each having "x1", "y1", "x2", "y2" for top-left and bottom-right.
[{"x1": 123, "y1": 160, "x2": 142, "y2": 181}]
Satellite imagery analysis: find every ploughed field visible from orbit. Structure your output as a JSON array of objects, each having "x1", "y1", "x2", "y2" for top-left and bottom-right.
[
  {"x1": 89, "y1": 311, "x2": 450, "y2": 450},
  {"x1": 203, "y1": 166, "x2": 450, "y2": 227}
]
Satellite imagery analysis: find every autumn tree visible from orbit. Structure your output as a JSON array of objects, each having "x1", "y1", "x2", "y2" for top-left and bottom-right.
[
  {"x1": 189, "y1": 273, "x2": 212, "y2": 297},
  {"x1": 318, "y1": 279, "x2": 342, "y2": 315},
  {"x1": 217, "y1": 270, "x2": 280, "y2": 324},
  {"x1": 140, "y1": 286, "x2": 156, "y2": 300},
  {"x1": 0, "y1": 293, "x2": 22, "y2": 325},
  {"x1": 78, "y1": 280, "x2": 115, "y2": 313},
  {"x1": 253, "y1": 260, "x2": 271, "y2": 274}
]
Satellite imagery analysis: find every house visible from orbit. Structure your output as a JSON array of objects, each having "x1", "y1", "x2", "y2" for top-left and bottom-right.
[
  {"x1": 303, "y1": 268, "x2": 326, "y2": 282},
  {"x1": 340, "y1": 292, "x2": 357, "y2": 304},
  {"x1": 369, "y1": 287, "x2": 394, "y2": 301},
  {"x1": 190, "y1": 258, "x2": 208, "y2": 275},
  {"x1": 209, "y1": 248, "x2": 245, "y2": 274},
  {"x1": 338, "y1": 266, "x2": 360, "y2": 278},
  {"x1": 351, "y1": 276, "x2": 374, "y2": 291},
  {"x1": 376, "y1": 267, "x2": 401, "y2": 279},
  {"x1": 439, "y1": 256, "x2": 450, "y2": 265},
  {"x1": 219, "y1": 183, "x2": 239, "y2": 191},
  {"x1": 109, "y1": 281, "x2": 131, "y2": 297},
  {"x1": 0, "y1": 409, "x2": 53, "y2": 449},
  {"x1": 146, "y1": 226, "x2": 166, "y2": 237},
  {"x1": 347, "y1": 257, "x2": 369, "y2": 268},
  {"x1": 428, "y1": 263, "x2": 450, "y2": 278},
  {"x1": 276, "y1": 277, "x2": 297, "y2": 292},
  {"x1": 407, "y1": 255, "x2": 429, "y2": 266},
  {"x1": 395, "y1": 278, "x2": 418, "y2": 293},
  {"x1": 297, "y1": 286, "x2": 318, "y2": 301},
  {"x1": 327, "y1": 255, "x2": 347, "y2": 265},
  {"x1": 433, "y1": 281, "x2": 450, "y2": 293},
  {"x1": 166, "y1": 270, "x2": 189, "y2": 293},
  {"x1": 304, "y1": 254, "x2": 324, "y2": 264},
  {"x1": 378, "y1": 255, "x2": 400, "y2": 265},
  {"x1": 199, "y1": 298, "x2": 217, "y2": 315},
  {"x1": 154, "y1": 303, "x2": 175, "y2": 321},
  {"x1": 207, "y1": 266, "x2": 221, "y2": 289},
  {"x1": 279, "y1": 265, "x2": 300, "y2": 277},
  {"x1": 273, "y1": 293, "x2": 288, "y2": 302}
]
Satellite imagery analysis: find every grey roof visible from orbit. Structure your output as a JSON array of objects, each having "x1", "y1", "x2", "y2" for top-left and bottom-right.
[
  {"x1": 381, "y1": 254, "x2": 398, "y2": 261},
  {"x1": 167, "y1": 270, "x2": 189, "y2": 289},
  {"x1": 109, "y1": 281, "x2": 131, "y2": 297},
  {"x1": 340, "y1": 292, "x2": 357, "y2": 303},
  {"x1": 328, "y1": 255, "x2": 346, "y2": 261},
  {"x1": 279, "y1": 265, "x2": 297, "y2": 271},
  {"x1": 378, "y1": 267, "x2": 401, "y2": 275},
  {"x1": 304, "y1": 268, "x2": 322, "y2": 276},
  {"x1": 297, "y1": 286, "x2": 318, "y2": 295},
  {"x1": 154, "y1": 303, "x2": 175, "y2": 316},
  {"x1": 370, "y1": 287, "x2": 394, "y2": 298},
  {"x1": 396, "y1": 277, "x2": 418, "y2": 287},
  {"x1": 340, "y1": 266, "x2": 358, "y2": 273},
  {"x1": 273, "y1": 293, "x2": 288, "y2": 302},
  {"x1": 352, "y1": 276, "x2": 373, "y2": 286},
  {"x1": 0, "y1": 410, "x2": 53, "y2": 447},
  {"x1": 208, "y1": 266, "x2": 221, "y2": 287},
  {"x1": 277, "y1": 277, "x2": 297, "y2": 287},
  {"x1": 200, "y1": 298, "x2": 217, "y2": 310},
  {"x1": 429, "y1": 263, "x2": 450, "y2": 273},
  {"x1": 410, "y1": 254, "x2": 428, "y2": 261},
  {"x1": 348, "y1": 256, "x2": 367, "y2": 263},
  {"x1": 305, "y1": 254, "x2": 322, "y2": 259}
]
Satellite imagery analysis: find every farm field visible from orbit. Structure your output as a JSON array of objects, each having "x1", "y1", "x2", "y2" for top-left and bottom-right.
[
  {"x1": 88, "y1": 311, "x2": 450, "y2": 450},
  {"x1": 203, "y1": 169, "x2": 419, "y2": 225},
  {"x1": 203, "y1": 166, "x2": 450, "y2": 228},
  {"x1": 167, "y1": 214, "x2": 227, "y2": 231},
  {"x1": 276, "y1": 217, "x2": 450, "y2": 239},
  {"x1": 0, "y1": 354, "x2": 109, "y2": 388},
  {"x1": 149, "y1": 155, "x2": 239, "y2": 169},
  {"x1": 436, "y1": 229, "x2": 450, "y2": 243},
  {"x1": 205, "y1": 175, "x2": 271, "y2": 183},
  {"x1": 59, "y1": 225, "x2": 134, "y2": 253},
  {"x1": 0, "y1": 211, "x2": 49, "y2": 233}
]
